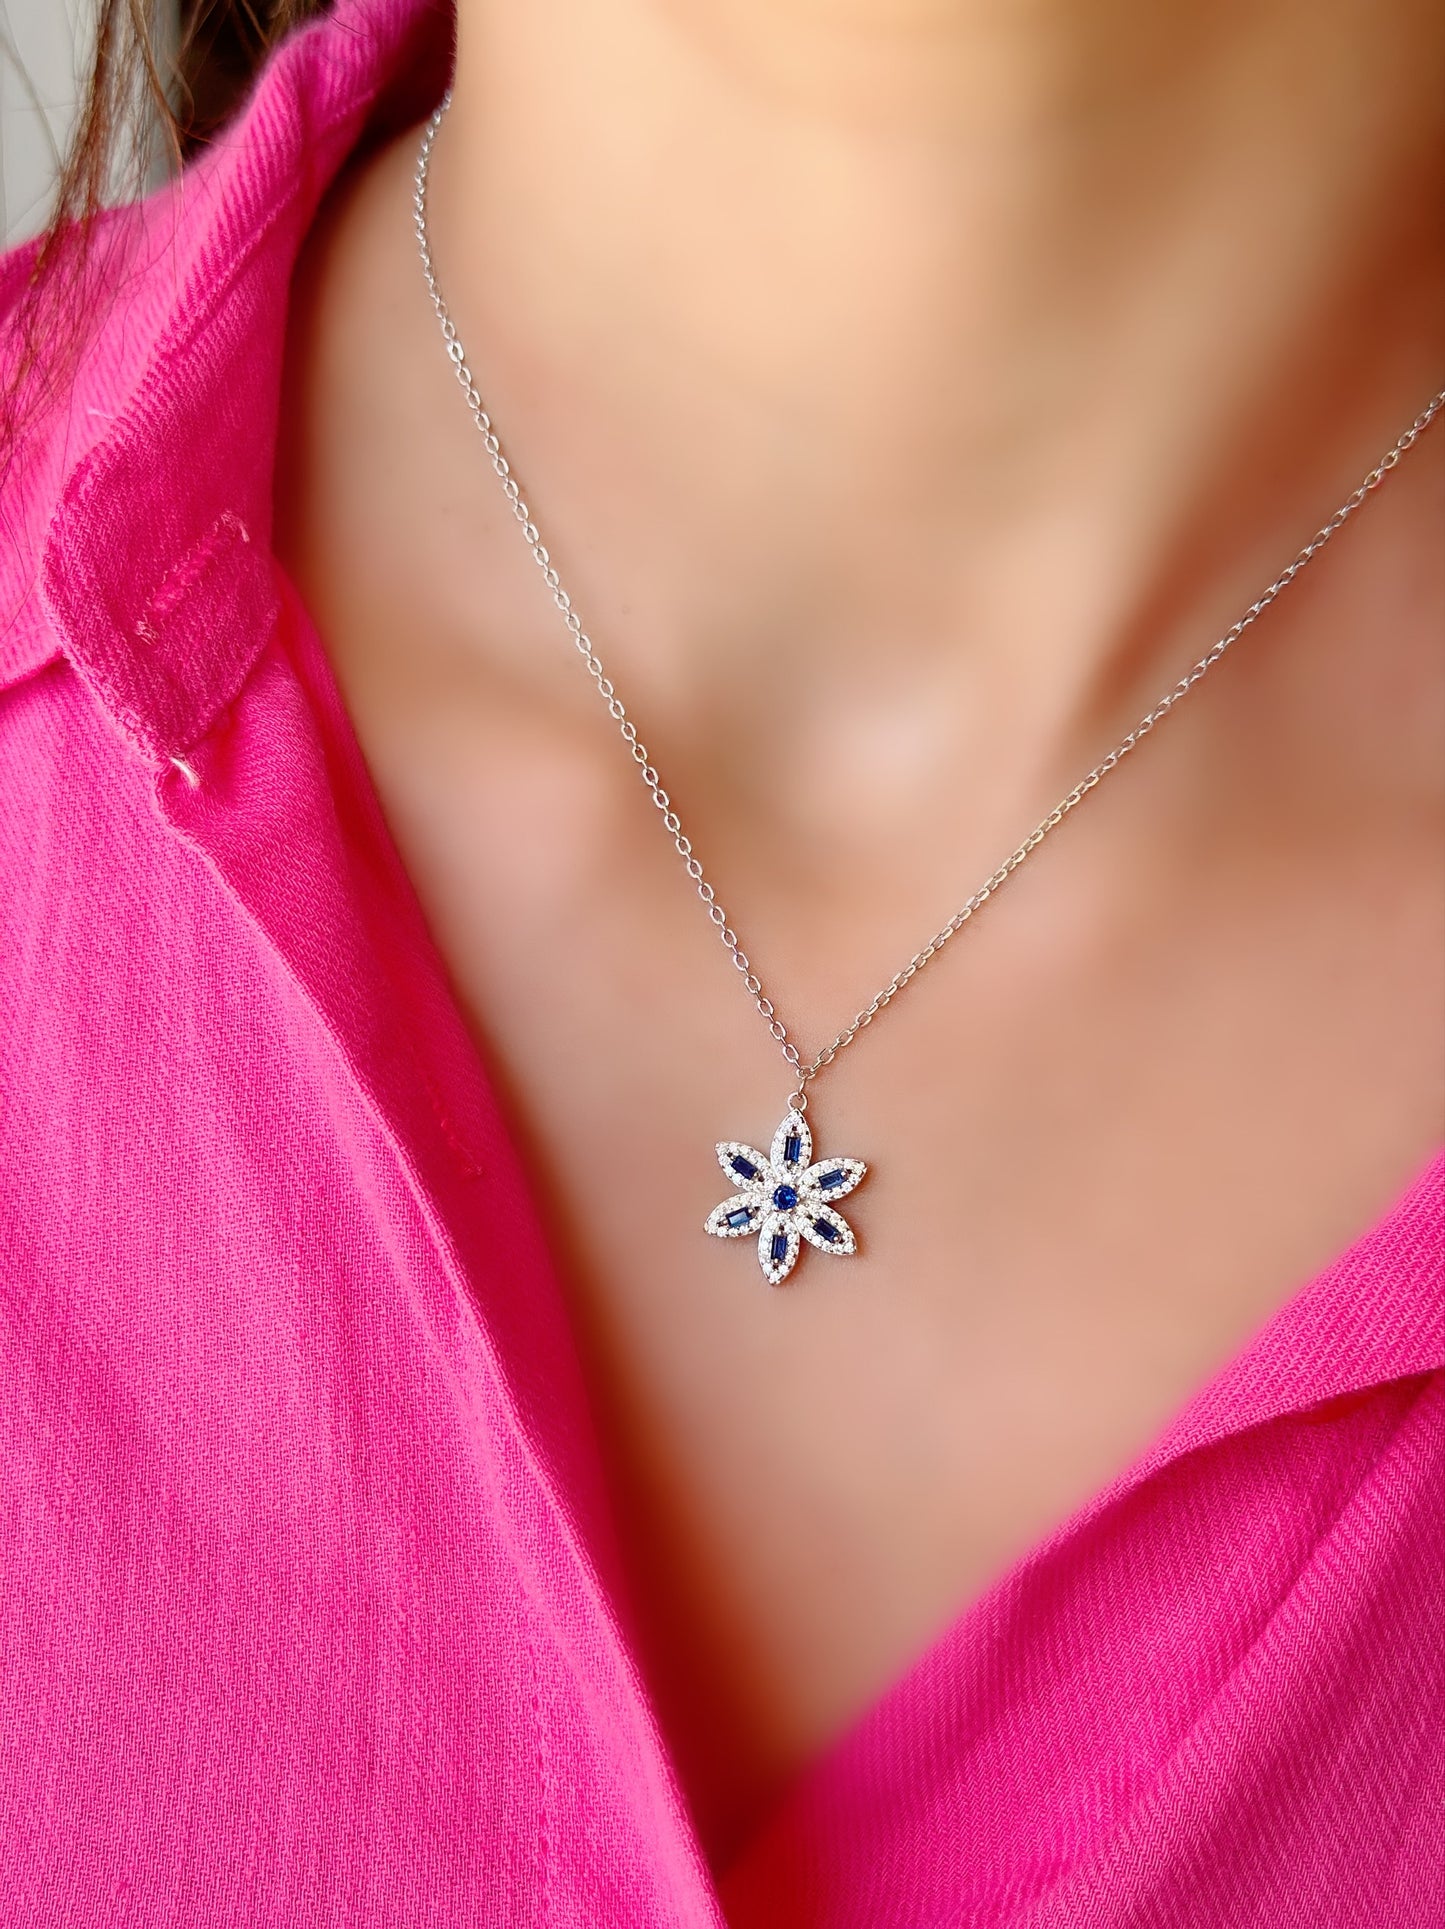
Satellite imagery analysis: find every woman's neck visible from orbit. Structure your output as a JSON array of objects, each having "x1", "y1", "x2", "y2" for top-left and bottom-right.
[{"x1": 426, "y1": 0, "x2": 1443, "y2": 800}]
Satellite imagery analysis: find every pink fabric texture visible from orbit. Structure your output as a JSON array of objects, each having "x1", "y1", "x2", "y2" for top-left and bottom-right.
[{"x1": 1, "y1": 3, "x2": 1442, "y2": 1921}]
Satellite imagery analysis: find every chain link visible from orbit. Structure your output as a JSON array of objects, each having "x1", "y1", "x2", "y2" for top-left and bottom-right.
[{"x1": 415, "y1": 95, "x2": 1445, "y2": 1100}]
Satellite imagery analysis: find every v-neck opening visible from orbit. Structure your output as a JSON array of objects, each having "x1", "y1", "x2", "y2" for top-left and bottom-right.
[{"x1": 270, "y1": 561, "x2": 1443, "y2": 1897}]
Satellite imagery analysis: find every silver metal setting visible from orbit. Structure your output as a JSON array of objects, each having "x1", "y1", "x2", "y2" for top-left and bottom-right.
[
  {"x1": 705, "y1": 1111, "x2": 867, "y2": 1285},
  {"x1": 415, "y1": 91, "x2": 1444, "y2": 1280}
]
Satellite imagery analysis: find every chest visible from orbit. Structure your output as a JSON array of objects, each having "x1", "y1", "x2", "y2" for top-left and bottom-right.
[{"x1": 280, "y1": 594, "x2": 1441, "y2": 1854}]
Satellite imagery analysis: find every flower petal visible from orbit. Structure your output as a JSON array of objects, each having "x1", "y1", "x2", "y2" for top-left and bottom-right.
[
  {"x1": 802, "y1": 1156, "x2": 866, "y2": 1202},
  {"x1": 799, "y1": 1205, "x2": 856, "y2": 1256},
  {"x1": 715, "y1": 1141, "x2": 771, "y2": 1189},
  {"x1": 757, "y1": 1213, "x2": 802, "y2": 1285},
  {"x1": 769, "y1": 1110, "x2": 812, "y2": 1175},
  {"x1": 705, "y1": 1194, "x2": 764, "y2": 1239}
]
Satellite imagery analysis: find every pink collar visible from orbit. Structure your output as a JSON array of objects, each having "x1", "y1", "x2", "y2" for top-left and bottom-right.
[{"x1": 18, "y1": 0, "x2": 450, "y2": 765}]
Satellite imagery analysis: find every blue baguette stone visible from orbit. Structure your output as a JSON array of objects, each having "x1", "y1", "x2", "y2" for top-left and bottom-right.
[
  {"x1": 730, "y1": 1155, "x2": 759, "y2": 1180},
  {"x1": 783, "y1": 1133, "x2": 801, "y2": 1165},
  {"x1": 769, "y1": 1231, "x2": 789, "y2": 1264},
  {"x1": 725, "y1": 1208, "x2": 753, "y2": 1230},
  {"x1": 812, "y1": 1217, "x2": 840, "y2": 1242},
  {"x1": 818, "y1": 1169, "x2": 846, "y2": 1190}
]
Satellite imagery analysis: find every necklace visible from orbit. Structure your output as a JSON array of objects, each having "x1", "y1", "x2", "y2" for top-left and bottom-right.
[{"x1": 413, "y1": 95, "x2": 1445, "y2": 1286}]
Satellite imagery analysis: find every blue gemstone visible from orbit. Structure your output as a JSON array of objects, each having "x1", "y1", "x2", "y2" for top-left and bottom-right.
[
  {"x1": 818, "y1": 1169, "x2": 846, "y2": 1190},
  {"x1": 769, "y1": 1231, "x2": 790, "y2": 1264},
  {"x1": 771, "y1": 1184, "x2": 799, "y2": 1210},
  {"x1": 783, "y1": 1132, "x2": 802, "y2": 1165},
  {"x1": 725, "y1": 1208, "x2": 753, "y2": 1230},
  {"x1": 812, "y1": 1217, "x2": 840, "y2": 1242},
  {"x1": 730, "y1": 1154, "x2": 759, "y2": 1180}
]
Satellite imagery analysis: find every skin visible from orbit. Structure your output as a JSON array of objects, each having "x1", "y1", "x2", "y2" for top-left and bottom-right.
[{"x1": 273, "y1": 0, "x2": 1445, "y2": 1863}]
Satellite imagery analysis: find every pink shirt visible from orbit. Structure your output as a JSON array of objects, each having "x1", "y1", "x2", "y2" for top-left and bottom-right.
[{"x1": 2, "y1": 3, "x2": 1441, "y2": 1921}]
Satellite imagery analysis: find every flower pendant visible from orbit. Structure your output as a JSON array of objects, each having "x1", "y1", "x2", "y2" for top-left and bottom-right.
[{"x1": 704, "y1": 1109, "x2": 867, "y2": 1285}]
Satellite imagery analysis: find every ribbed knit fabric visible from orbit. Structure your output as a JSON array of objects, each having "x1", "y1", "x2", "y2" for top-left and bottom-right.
[{"x1": 1, "y1": 3, "x2": 1442, "y2": 1923}]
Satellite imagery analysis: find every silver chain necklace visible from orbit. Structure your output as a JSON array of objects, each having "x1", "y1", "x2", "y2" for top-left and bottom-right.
[{"x1": 414, "y1": 94, "x2": 1444, "y2": 1285}]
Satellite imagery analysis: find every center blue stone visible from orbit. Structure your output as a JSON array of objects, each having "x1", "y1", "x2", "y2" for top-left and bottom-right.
[{"x1": 771, "y1": 1183, "x2": 799, "y2": 1210}]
